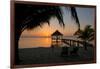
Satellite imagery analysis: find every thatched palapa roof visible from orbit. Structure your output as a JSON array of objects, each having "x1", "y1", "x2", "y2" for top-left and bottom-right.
[{"x1": 51, "y1": 30, "x2": 63, "y2": 36}]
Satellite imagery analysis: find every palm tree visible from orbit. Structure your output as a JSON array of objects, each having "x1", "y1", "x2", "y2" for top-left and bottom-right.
[
  {"x1": 74, "y1": 25, "x2": 94, "y2": 50},
  {"x1": 14, "y1": 3, "x2": 80, "y2": 64}
]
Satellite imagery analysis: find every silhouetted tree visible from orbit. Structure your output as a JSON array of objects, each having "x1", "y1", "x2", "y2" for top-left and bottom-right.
[
  {"x1": 15, "y1": 3, "x2": 80, "y2": 64},
  {"x1": 74, "y1": 25, "x2": 94, "y2": 50}
]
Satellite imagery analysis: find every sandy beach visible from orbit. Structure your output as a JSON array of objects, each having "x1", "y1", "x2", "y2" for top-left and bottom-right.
[{"x1": 18, "y1": 46, "x2": 94, "y2": 65}]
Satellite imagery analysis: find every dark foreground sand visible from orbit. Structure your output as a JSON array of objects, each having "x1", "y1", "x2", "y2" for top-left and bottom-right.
[{"x1": 18, "y1": 46, "x2": 95, "y2": 65}]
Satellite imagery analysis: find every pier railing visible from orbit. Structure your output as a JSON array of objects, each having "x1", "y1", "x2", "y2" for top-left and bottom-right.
[{"x1": 62, "y1": 39, "x2": 93, "y2": 47}]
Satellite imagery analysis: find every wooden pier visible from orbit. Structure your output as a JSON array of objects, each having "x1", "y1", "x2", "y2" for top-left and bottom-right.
[{"x1": 62, "y1": 39, "x2": 93, "y2": 47}]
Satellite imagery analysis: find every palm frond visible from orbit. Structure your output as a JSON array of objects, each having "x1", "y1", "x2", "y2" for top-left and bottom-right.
[
  {"x1": 74, "y1": 25, "x2": 94, "y2": 41},
  {"x1": 70, "y1": 7, "x2": 80, "y2": 29},
  {"x1": 15, "y1": 3, "x2": 81, "y2": 32}
]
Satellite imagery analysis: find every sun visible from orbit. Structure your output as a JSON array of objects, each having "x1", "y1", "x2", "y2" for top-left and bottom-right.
[{"x1": 42, "y1": 31, "x2": 51, "y2": 36}]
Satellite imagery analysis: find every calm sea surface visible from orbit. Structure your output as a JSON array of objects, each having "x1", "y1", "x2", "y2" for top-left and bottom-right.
[
  {"x1": 19, "y1": 36, "x2": 76, "y2": 48},
  {"x1": 19, "y1": 36, "x2": 94, "y2": 48}
]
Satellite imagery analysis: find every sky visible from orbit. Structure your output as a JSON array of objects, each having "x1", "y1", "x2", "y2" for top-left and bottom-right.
[{"x1": 20, "y1": 6, "x2": 95, "y2": 37}]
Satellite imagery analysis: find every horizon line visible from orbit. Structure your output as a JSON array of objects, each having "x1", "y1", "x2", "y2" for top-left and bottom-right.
[{"x1": 20, "y1": 35, "x2": 75, "y2": 38}]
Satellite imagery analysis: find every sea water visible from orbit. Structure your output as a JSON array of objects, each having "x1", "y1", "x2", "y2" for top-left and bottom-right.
[{"x1": 19, "y1": 36, "x2": 94, "y2": 48}]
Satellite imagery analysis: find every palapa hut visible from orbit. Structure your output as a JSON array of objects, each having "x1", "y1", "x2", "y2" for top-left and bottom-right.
[
  {"x1": 51, "y1": 30, "x2": 63, "y2": 42},
  {"x1": 51, "y1": 30, "x2": 63, "y2": 47}
]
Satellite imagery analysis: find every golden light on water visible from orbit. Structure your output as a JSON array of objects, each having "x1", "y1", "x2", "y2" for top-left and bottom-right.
[{"x1": 19, "y1": 37, "x2": 52, "y2": 48}]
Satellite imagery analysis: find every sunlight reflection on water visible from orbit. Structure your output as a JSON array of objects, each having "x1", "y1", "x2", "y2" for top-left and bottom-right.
[{"x1": 19, "y1": 37, "x2": 52, "y2": 48}]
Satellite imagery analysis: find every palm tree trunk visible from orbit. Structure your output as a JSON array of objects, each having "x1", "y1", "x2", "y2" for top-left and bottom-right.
[
  {"x1": 15, "y1": 38, "x2": 19, "y2": 64},
  {"x1": 15, "y1": 30, "x2": 21, "y2": 64},
  {"x1": 83, "y1": 41, "x2": 87, "y2": 50}
]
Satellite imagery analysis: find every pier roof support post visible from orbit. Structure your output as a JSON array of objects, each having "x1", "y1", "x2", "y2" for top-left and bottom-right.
[
  {"x1": 69, "y1": 40, "x2": 71, "y2": 47},
  {"x1": 77, "y1": 40, "x2": 79, "y2": 47}
]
